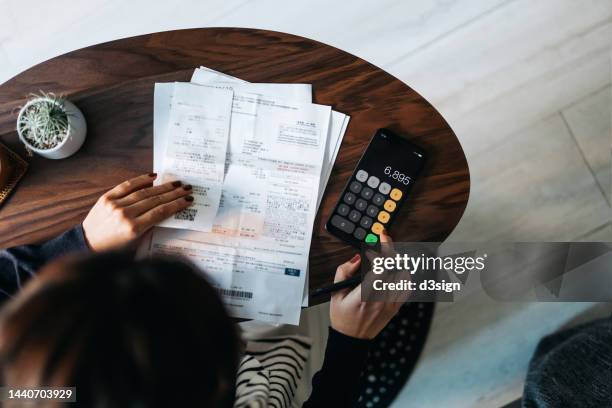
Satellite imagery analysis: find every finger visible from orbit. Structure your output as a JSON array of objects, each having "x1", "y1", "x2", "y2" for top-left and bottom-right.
[
  {"x1": 364, "y1": 248, "x2": 378, "y2": 263},
  {"x1": 105, "y1": 173, "x2": 157, "y2": 199},
  {"x1": 380, "y1": 228, "x2": 393, "y2": 244},
  {"x1": 125, "y1": 184, "x2": 193, "y2": 217},
  {"x1": 380, "y1": 228, "x2": 397, "y2": 258},
  {"x1": 332, "y1": 254, "x2": 361, "y2": 300},
  {"x1": 334, "y1": 254, "x2": 361, "y2": 282},
  {"x1": 117, "y1": 181, "x2": 188, "y2": 207},
  {"x1": 134, "y1": 196, "x2": 194, "y2": 232}
]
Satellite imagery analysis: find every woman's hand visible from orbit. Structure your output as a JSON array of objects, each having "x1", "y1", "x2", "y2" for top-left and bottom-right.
[
  {"x1": 329, "y1": 231, "x2": 402, "y2": 340},
  {"x1": 82, "y1": 173, "x2": 193, "y2": 252}
]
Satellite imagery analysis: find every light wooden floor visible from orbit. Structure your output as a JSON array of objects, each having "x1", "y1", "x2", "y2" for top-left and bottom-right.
[{"x1": 1, "y1": 1, "x2": 610, "y2": 407}]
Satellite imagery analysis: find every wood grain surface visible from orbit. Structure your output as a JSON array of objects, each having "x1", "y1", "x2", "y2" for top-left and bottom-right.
[{"x1": 0, "y1": 28, "x2": 469, "y2": 303}]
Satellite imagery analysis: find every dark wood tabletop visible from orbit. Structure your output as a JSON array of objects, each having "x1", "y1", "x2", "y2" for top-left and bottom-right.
[{"x1": 0, "y1": 28, "x2": 469, "y2": 304}]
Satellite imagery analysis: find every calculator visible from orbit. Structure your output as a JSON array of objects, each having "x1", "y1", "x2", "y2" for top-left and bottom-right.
[{"x1": 325, "y1": 128, "x2": 426, "y2": 247}]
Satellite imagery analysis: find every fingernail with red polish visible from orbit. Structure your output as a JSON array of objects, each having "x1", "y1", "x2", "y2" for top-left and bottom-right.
[
  {"x1": 185, "y1": 196, "x2": 194, "y2": 202},
  {"x1": 172, "y1": 181, "x2": 182, "y2": 187},
  {"x1": 149, "y1": 173, "x2": 157, "y2": 178},
  {"x1": 183, "y1": 184, "x2": 193, "y2": 191},
  {"x1": 350, "y1": 254, "x2": 360, "y2": 263}
]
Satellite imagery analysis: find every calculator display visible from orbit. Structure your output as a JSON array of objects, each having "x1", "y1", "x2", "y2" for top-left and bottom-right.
[
  {"x1": 362, "y1": 129, "x2": 425, "y2": 183},
  {"x1": 325, "y1": 129, "x2": 426, "y2": 248}
]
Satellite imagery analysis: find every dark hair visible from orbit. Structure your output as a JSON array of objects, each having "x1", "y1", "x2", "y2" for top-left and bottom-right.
[{"x1": 0, "y1": 252, "x2": 241, "y2": 407}]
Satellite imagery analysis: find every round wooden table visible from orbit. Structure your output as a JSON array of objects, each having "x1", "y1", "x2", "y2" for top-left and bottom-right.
[{"x1": 0, "y1": 28, "x2": 469, "y2": 303}]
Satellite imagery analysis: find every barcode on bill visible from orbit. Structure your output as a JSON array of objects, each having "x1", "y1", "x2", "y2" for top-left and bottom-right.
[
  {"x1": 217, "y1": 288, "x2": 253, "y2": 299},
  {"x1": 174, "y1": 208, "x2": 198, "y2": 221}
]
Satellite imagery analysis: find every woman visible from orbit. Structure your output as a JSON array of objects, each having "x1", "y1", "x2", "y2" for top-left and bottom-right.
[{"x1": 0, "y1": 173, "x2": 401, "y2": 407}]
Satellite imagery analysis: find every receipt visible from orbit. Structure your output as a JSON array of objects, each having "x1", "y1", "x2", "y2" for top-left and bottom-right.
[
  {"x1": 149, "y1": 86, "x2": 330, "y2": 324},
  {"x1": 191, "y1": 67, "x2": 349, "y2": 210},
  {"x1": 157, "y1": 83, "x2": 233, "y2": 232},
  {"x1": 146, "y1": 69, "x2": 348, "y2": 324}
]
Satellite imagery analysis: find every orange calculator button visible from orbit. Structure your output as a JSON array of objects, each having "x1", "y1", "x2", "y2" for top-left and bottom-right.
[
  {"x1": 390, "y1": 188, "x2": 403, "y2": 201},
  {"x1": 371, "y1": 222, "x2": 384, "y2": 235},
  {"x1": 377, "y1": 211, "x2": 390, "y2": 224},
  {"x1": 384, "y1": 200, "x2": 396, "y2": 212}
]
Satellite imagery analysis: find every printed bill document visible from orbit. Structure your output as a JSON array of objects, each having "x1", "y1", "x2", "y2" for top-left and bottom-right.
[{"x1": 142, "y1": 67, "x2": 349, "y2": 324}]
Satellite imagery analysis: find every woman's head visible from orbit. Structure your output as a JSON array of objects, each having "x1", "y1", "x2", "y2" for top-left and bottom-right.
[{"x1": 0, "y1": 252, "x2": 240, "y2": 407}]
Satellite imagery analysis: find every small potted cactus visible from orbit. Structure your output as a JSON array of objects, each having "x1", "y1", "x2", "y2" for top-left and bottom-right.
[{"x1": 17, "y1": 92, "x2": 87, "y2": 159}]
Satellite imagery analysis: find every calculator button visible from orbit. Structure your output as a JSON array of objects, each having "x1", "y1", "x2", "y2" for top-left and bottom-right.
[
  {"x1": 384, "y1": 200, "x2": 396, "y2": 212},
  {"x1": 372, "y1": 193, "x2": 385, "y2": 206},
  {"x1": 366, "y1": 205, "x2": 379, "y2": 218},
  {"x1": 359, "y1": 216, "x2": 373, "y2": 228},
  {"x1": 354, "y1": 228, "x2": 367, "y2": 241},
  {"x1": 355, "y1": 198, "x2": 368, "y2": 211},
  {"x1": 349, "y1": 181, "x2": 363, "y2": 194},
  {"x1": 356, "y1": 170, "x2": 369, "y2": 182},
  {"x1": 367, "y1": 176, "x2": 380, "y2": 189},
  {"x1": 365, "y1": 233, "x2": 378, "y2": 244},
  {"x1": 331, "y1": 215, "x2": 355, "y2": 234},
  {"x1": 390, "y1": 188, "x2": 403, "y2": 201},
  {"x1": 343, "y1": 192, "x2": 356, "y2": 205},
  {"x1": 337, "y1": 203, "x2": 350, "y2": 216},
  {"x1": 377, "y1": 211, "x2": 390, "y2": 224},
  {"x1": 379, "y1": 182, "x2": 392, "y2": 195},
  {"x1": 348, "y1": 210, "x2": 361, "y2": 223},
  {"x1": 371, "y1": 222, "x2": 384, "y2": 235},
  {"x1": 360, "y1": 187, "x2": 374, "y2": 199}
]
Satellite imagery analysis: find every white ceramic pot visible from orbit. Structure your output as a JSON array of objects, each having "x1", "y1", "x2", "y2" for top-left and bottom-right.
[{"x1": 17, "y1": 97, "x2": 87, "y2": 159}]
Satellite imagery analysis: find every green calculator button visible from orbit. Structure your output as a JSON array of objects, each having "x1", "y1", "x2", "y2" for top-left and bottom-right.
[{"x1": 365, "y1": 233, "x2": 378, "y2": 244}]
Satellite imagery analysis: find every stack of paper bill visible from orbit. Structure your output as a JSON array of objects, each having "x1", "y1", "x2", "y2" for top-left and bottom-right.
[{"x1": 142, "y1": 67, "x2": 349, "y2": 325}]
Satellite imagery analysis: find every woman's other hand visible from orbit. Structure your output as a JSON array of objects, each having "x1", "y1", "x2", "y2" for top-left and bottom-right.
[
  {"x1": 82, "y1": 173, "x2": 193, "y2": 252},
  {"x1": 329, "y1": 231, "x2": 402, "y2": 339}
]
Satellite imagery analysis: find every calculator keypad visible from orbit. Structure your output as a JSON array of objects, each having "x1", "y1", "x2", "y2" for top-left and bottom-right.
[
  {"x1": 384, "y1": 200, "x2": 396, "y2": 212},
  {"x1": 348, "y1": 210, "x2": 361, "y2": 223},
  {"x1": 379, "y1": 182, "x2": 392, "y2": 195},
  {"x1": 390, "y1": 188, "x2": 403, "y2": 201},
  {"x1": 359, "y1": 216, "x2": 373, "y2": 228},
  {"x1": 349, "y1": 181, "x2": 362, "y2": 194},
  {"x1": 343, "y1": 192, "x2": 356, "y2": 205},
  {"x1": 330, "y1": 168, "x2": 406, "y2": 244},
  {"x1": 366, "y1": 205, "x2": 378, "y2": 218},
  {"x1": 337, "y1": 203, "x2": 350, "y2": 216},
  {"x1": 367, "y1": 176, "x2": 380, "y2": 189},
  {"x1": 355, "y1": 198, "x2": 368, "y2": 211},
  {"x1": 360, "y1": 187, "x2": 374, "y2": 200},
  {"x1": 331, "y1": 215, "x2": 355, "y2": 234},
  {"x1": 356, "y1": 170, "x2": 369, "y2": 182},
  {"x1": 353, "y1": 228, "x2": 367, "y2": 240},
  {"x1": 372, "y1": 193, "x2": 385, "y2": 206},
  {"x1": 377, "y1": 211, "x2": 390, "y2": 224}
]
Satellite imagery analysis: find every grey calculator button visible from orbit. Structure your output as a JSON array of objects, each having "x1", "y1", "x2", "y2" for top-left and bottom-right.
[
  {"x1": 379, "y1": 182, "x2": 392, "y2": 195},
  {"x1": 356, "y1": 170, "x2": 369, "y2": 182},
  {"x1": 372, "y1": 193, "x2": 385, "y2": 206},
  {"x1": 337, "y1": 203, "x2": 350, "y2": 216},
  {"x1": 360, "y1": 187, "x2": 374, "y2": 199},
  {"x1": 359, "y1": 216, "x2": 373, "y2": 228},
  {"x1": 331, "y1": 215, "x2": 355, "y2": 234},
  {"x1": 343, "y1": 192, "x2": 356, "y2": 205},
  {"x1": 353, "y1": 227, "x2": 367, "y2": 241},
  {"x1": 367, "y1": 176, "x2": 380, "y2": 189},
  {"x1": 366, "y1": 205, "x2": 379, "y2": 218},
  {"x1": 348, "y1": 210, "x2": 361, "y2": 223},
  {"x1": 355, "y1": 198, "x2": 368, "y2": 211},
  {"x1": 349, "y1": 181, "x2": 363, "y2": 194}
]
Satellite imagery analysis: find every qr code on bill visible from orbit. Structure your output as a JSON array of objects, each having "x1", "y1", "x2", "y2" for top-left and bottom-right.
[{"x1": 174, "y1": 208, "x2": 198, "y2": 221}]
